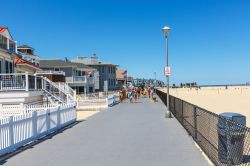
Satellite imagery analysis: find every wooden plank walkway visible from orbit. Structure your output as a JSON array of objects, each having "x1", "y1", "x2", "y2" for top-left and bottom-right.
[{"x1": 1, "y1": 96, "x2": 209, "y2": 166}]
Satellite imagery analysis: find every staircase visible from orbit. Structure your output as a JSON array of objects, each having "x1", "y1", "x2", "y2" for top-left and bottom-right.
[{"x1": 0, "y1": 73, "x2": 76, "y2": 105}]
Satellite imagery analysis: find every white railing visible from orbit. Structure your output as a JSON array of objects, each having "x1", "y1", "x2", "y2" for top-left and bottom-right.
[
  {"x1": 0, "y1": 103, "x2": 76, "y2": 156},
  {"x1": 0, "y1": 104, "x2": 58, "y2": 117},
  {"x1": 42, "y1": 77, "x2": 68, "y2": 104},
  {"x1": 77, "y1": 98, "x2": 108, "y2": 110},
  {"x1": 0, "y1": 73, "x2": 76, "y2": 104},
  {"x1": 36, "y1": 70, "x2": 65, "y2": 75},
  {"x1": 76, "y1": 94, "x2": 120, "y2": 110},
  {"x1": 57, "y1": 82, "x2": 76, "y2": 102},
  {"x1": 0, "y1": 73, "x2": 27, "y2": 91},
  {"x1": 66, "y1": 76, "x2": 87, "y2": 83}
]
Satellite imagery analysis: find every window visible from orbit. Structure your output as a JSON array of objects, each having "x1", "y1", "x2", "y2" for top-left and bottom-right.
[
  {"x1": 9, "y1": 40, "x2": 15, "y2": 52},
  {"x1": 5, "y1": 61, "x2": 13, "y2": 73},
  {"x1": 9, "y1": 62, "x2": 13, "y2": 73},
  {"x1": 5, "y1": 61, "x2": 9, "y2": 73},
  {"x1": 0, "y1": 35, "x2": 7, "y2": 49},
  {"x1": 54, "y1": 68, "x2": 60, "y2": 71}
]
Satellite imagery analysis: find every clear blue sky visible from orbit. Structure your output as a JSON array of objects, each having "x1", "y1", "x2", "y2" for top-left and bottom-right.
[{"x1": 1, "y1": 0, "x2": 250, "y2": 85}]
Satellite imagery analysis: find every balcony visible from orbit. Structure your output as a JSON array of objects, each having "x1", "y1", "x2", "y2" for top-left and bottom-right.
[
  {"x1": 66, "y1": 76, "x2": 87, "y2": 84},
  {"x1": 66, "y1": 76, "x2": 94, "y2": 85}
]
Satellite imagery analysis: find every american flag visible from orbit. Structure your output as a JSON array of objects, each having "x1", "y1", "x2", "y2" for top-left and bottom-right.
[{"x1": 123, "y1": 70, "x2": 127, "y2": 75}]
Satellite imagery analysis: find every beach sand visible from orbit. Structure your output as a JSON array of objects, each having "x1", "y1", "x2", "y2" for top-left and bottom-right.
[
  {"x1": 159, "y1": 86, "x2": 250, "y2": 127},
  {"x1": 77, "y1": 110, "x2": 100, "y2": 121}
]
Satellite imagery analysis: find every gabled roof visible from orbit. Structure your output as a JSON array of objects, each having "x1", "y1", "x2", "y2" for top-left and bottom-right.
[
  {"x1": 40, "y1": 60, "x2": 96, "y2": 70},
  {"x1": 14, "y1": 58, "x2": 40, "y2": 69},
  {"x1": 0, "y1": 27, "x2": 14, "y2": 40},
  {"x1": 0, "y1": 27, "x2": 7, "y2": 33}
]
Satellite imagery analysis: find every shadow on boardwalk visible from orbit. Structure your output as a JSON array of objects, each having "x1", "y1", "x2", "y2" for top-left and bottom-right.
[
  {"x1": 2, "y1": 96, "x2": 209, "y2": 166},
  {"x1": 0, "y1": 121, "x2": 83, "y2": 165}
]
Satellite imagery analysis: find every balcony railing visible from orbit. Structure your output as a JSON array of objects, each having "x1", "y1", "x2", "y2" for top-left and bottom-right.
[
  {"x1": 66, "y1": 76, "x2": 87, "y2": 83},
  {"x1": 0, "y1": 73, "x2": 76, "y2": 104},
  {"x1": 36, "y1": 70, "x2": 65, "y2": 75}
]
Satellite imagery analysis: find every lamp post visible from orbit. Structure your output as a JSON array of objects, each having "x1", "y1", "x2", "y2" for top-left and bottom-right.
[
  {"x1": 154, "y1": 71, "x2": 156, "y2": 86},
  {"x1": 162, "y1": 26, "x2": 172, "y2": 118}
]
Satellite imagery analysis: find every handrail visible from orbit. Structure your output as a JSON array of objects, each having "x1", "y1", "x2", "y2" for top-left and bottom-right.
[
  {"x1": 42, "y1": 76, "x2": 75, "y2": 104},
  {"x1": 0, "y1": 73, "x2": 76, "y2": 104}
]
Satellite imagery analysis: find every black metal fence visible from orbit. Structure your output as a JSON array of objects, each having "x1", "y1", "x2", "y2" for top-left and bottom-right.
[{"x1": 156, "y1": 89, "x2": 250, "y2": 166}]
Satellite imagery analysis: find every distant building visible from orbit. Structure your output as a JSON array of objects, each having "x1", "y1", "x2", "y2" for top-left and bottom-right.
[
  {"x1": 17, "y1": 45, "x2": 40, "y2": 66},
  {"x1": 40, "y1": 59, "x2": 99, "y2": 93},
  {"x1": 116, "y1": 69, "x2": 127, "y2": 88},
  {"x1": 0, "y1": 27, "x2": 20, "y2": 73},
  {"x1": 72, "y1": 54, "x2": 118, "y2": 91},
  {"x1": 15, "y1": 45, "x2": 41, "y2": 73}
]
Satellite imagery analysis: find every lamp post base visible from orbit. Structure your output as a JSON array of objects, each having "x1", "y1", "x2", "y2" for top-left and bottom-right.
[{"x1": 165, "y1": 109, "x2": 172, "y2": 118}]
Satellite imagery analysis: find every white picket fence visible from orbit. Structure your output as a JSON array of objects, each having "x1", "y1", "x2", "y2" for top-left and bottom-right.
[
  {"x1": 0, "y1": 104, "x2": 59, "y2": 117},
  {"x1": 77, "y1": 98, "x2": 108, "y2": 110},
  {"x1": 0, "y1": 103, "x2": 76, "y2": 156},
  {"x1": 77, "y1": 94, "x2": 120, "y2": 110}
]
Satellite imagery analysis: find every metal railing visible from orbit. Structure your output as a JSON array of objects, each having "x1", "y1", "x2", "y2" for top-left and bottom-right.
[{"x1": 156, "y1": 89, "x2": 250, "y2": 166}]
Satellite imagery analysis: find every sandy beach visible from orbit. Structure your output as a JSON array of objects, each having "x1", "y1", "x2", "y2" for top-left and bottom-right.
[
  {"x1": 160, "y1": 86, "x2": 250, "y2": 127},
  {"x1": 77, "y1": 110, "x2": 100, "y2": 121}
]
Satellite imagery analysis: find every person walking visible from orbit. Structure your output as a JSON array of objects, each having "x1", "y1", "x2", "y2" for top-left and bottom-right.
[
  {"x1": 119, "y1": 90, "x2": 123, "y2": 103},
  {"x1": 127, "y1": 87, "x2": 133, "y2": 103},
  {"x1": 133, "y1": 88, "x2": 137, "y2": 102},
  {"x1": 147, "y1": 88, "x2": 151, "y2": 98},
  {"x1": 143, "y1": 88, "x2": 147, "y2": 98},
  {"x1": 151, "y1": 86, "x2": 154, "y2": 99},
  {"x1": 137, "y1": 87, "x2": 141, "y2": 99}
]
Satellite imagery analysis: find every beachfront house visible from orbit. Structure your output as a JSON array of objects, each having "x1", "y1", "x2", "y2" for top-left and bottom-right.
[
  {"x1": 15, "y1": 45, "x2": 41, "y2": 73},
  {"x1": 72, "y1": 54, "x2": 118, "y2": 91},
  {"x1": 0, "y1": 27, "x2": 20, "y2": 73},
  {"x1": 116, "y1": 69, "x2": 127, "y2": 88},
  {"x1": 40, "y1": 59, "x2": 99, "y2": 93}
]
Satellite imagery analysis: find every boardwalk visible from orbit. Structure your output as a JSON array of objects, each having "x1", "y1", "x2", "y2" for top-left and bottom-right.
[{"x1": 2, "y1": 96, "x2": 209, "y2": 166}]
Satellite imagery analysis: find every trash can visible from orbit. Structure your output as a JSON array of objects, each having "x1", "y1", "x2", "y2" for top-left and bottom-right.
[{"x1": 217, "y1": 112, "x2": 246, "y2": 165}]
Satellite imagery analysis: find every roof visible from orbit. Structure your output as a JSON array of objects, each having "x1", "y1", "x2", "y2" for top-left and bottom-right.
[
  {"x1": 0, "y1": 27, "x2": 7, "y2": 33},
  {"x1": 18, "y1": 45, "x2": 35, "y2": 50},
  {"x1": 88, "y1": 63, "x2": 118, "y2": 67},
  {"x1": 40, "y1": 60, "x2": 95, "y2": 70},
  {"x1": 0, "y1": 27, "x2": 14, "y2": 40},
  {"x1": 116, "y1": 69, "x2": 127, "y2": 79},
  {"x1": 15, "y1": 58, "x2": 40, "y2": 70}
]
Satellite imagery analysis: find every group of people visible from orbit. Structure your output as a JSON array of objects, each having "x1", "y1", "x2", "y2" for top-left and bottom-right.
[{"x1": 121, "y1": 86, "x2": 155, "y2": 103}]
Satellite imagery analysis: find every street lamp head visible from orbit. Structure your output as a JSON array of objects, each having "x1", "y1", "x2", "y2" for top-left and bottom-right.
[{"x1": 162, "y1": 26, "x2": 171, "y2": 37}]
